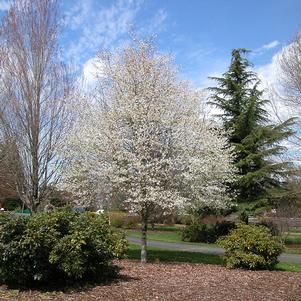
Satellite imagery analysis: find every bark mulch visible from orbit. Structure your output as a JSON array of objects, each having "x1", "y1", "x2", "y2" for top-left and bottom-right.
[{"x1": 0, "y1": 260, "x2": 300, "y2": 301}]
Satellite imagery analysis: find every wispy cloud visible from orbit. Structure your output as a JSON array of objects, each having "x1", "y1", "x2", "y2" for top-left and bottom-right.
[
  {"x1": 63, "y1": 0, "x2": 144, "y2": 69},
  {"x1": 253, "y1": 40, "x2": 280, "y2": 56},
  {"x1": 142, "y1": 8, "x2": 167, "y2": 35},
  {"x1": 0, "y1": 0, "x2": 10, "y2": 11},
  {"x1": 63, "y1": 0, "x2": 168, "y2": 73}
]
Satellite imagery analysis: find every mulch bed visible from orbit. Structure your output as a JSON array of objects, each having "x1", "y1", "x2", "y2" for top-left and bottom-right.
[{"x1": 0, "y1": 260, "x2": 300, "y2": 301}]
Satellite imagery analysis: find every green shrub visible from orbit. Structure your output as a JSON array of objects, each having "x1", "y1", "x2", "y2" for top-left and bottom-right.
[
  {"x1": 177, "y1": 214, "x2": 193, "y2": 225},
  {"x1": 218, "y1": 223, "x2": 284, "y2": 270},
  {"x1": 182, "y1": 220, "x2": 235, "y2": 243},
  {"x1": 0, "y1": 210, "x2": 127, "y2": 285},
  {"x1": 214, "y1": 221, "x2": 236, "y2": 238},
  {"x1": 256, "y1": 219, "x2": 280, "y2": 236},
  {"x1": 108, "y1": 211, "x2": 140, "y2": 229},
  {"x1": 3, "y1": 198, "x2": 22, "y2": 211}
]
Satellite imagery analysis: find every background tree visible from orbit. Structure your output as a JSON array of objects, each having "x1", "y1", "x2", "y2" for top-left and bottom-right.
[
  {"x1": 60, "y1": 37, "x2": 235, "y2": 263},
  {"x1": 276, "y1": 35, "x2": 301, "y2": 155},
  {"x1": 209, "y1": 49, "x2": 294, "y2": 211},
  {"x1": 0, "y1": 0, "x2": 72, "y2": 213},
  {"x1": 279, "y1": 35, "x2": 301, "y2": 113},
  {"x1": 277, "y1": 35, "x2": 301, "y2": 209},
  {"x1": 0, "y1": 138, "x2": 22, "y2": 203}
]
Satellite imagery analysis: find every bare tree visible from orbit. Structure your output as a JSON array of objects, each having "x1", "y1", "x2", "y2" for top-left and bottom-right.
[
  {"x1": 279, "y1": 35, "x2": 301, "y2": 105},
  {"x1": 0, "y1": 0, "x2": 72, "y2": 213},
  {"x1": 278, "y1": 35, "x2": 301, "y2": 147}
]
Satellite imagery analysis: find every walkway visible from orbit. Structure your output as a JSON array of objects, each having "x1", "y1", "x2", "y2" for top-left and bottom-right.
[{"x1": 127, "y1": 236, "x2": 301, "y2": 264}]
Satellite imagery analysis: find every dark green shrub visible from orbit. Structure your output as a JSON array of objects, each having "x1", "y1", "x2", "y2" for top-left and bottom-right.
[
  {"x1": 3, "y1": 198, "x2": 22, "y2": 211},
  {"x1": 182, "y1": 220, "x2": 235, "y2": 243},
  {"x1": 218, "y1": 223, "x2": 284, "y2": 270},
  {"x1": 214, "y1": 221, "x2": 236, "y2": 238},
  {"x1": 0, "y1": 210, "x2": 127, "y2": 285}
]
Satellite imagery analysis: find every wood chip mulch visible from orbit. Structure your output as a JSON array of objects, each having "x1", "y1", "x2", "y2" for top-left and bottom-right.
[{"x1": 0, "y1": 260, "x2": 300, "y2": 301}]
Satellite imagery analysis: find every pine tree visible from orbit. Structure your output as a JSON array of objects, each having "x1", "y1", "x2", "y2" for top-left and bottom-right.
[{"x1": 209, "y1": 49, "x2": 295, "y2": 209}]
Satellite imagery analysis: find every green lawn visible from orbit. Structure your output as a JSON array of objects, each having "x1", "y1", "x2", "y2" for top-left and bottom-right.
[
  {"x1": 282, "y1": 226, "x2": 301, "y2": 245},
  {"x1": 126, "y1": 229, "x2": 217, "y2": 247},
  {"x1": 127, "y1": 243, "x2": 223, "y2": 265},
  {"x1": 284, "y1": 234, "x2": 301, "y2": 245},
  {"x1": 127, "y1": 244, "x2": 301, "y2": 272},
  {"x1": 289, "y1": 227, "x2": 301, "y2": 233},
  {"x1": 126, "y1": 224, "x2": 301, "y2": 253}
]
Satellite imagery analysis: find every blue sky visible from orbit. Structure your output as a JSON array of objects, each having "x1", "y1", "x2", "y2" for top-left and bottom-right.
[{"x1": 1, "y1": 0, "x2": 301, "y2": 87}]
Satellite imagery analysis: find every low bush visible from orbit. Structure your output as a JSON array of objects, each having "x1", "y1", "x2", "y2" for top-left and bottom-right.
[
  {"x1": 108, "y1": 211, "x2": 140, "y2": 229},
  {"x1": 0, "y1": 210, "x2": 127, "y2": 285},
  {"x1": 182, "y1": 220, "x2": 236, "y2": 243},
  {"x1": 218, "y1": 223, "x2": 284, "y2": 270},
  {"x1": 176, "y1": 214, "x2": 193, "y2": 225},
  {"x1": 256, "y1": 219, "x2": 280, "y2": 236}
]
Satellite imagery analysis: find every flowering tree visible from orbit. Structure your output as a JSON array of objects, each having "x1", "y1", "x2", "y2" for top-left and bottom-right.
[{"x1": 60, "y1": 37, "x2": 235, "y2": 262}]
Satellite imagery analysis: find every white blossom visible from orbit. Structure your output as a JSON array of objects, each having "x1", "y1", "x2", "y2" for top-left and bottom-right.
[{"x1": 60, "y1": 37, "x2": 235, "y2": 216}]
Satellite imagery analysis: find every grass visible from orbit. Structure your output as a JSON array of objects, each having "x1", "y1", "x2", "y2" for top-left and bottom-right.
[
  {"x1": 289, "y1": 227, "x2": 301, "y2": 233},
  {"x1": 284, "y1": 247, "x2": 301, "y2": 255},
  {"x1": 149, "y1": 225, "x2": 182, "y2": 231},
  {"x1": 127, "y1": 243, "x2": 223, "y2": 265},
  {"x1": 126, "y1": 225, "x2": 301, "y2": 271},
  {"x1": 126, "y1": 229, "x2": 217, "y2": 247},
  {"x1": 284, "y1": 235, "x2": 301, "y2": 245},
  {"x1": 275, "y1": 262, "x2": 301, "y2": 272},
  {"x1": 127, "y1": 244, "x2": 301, "y2": 272},
  {"x1": 282, "y1": 227, "x2": 301, "y2": 245},
  {"x1": 126, "y1": 229, "x2": 182, "y2": 243}
]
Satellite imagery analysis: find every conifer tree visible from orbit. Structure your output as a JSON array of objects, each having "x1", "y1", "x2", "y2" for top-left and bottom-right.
[{"x1": 209, "y1": 49, "x2": 295, "y2": 209}]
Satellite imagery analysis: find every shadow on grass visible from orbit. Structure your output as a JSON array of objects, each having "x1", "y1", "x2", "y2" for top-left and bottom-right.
[{"x1": 127, "y1": 244, "x2": 224, "y2": 265}]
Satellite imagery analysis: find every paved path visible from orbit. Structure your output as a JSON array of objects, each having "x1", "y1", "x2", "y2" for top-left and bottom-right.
[{"x1": 127, "y1": 236, "x2": 301, "y2": 264}]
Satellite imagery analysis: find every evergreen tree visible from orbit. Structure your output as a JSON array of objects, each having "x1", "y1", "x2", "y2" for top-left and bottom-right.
[{"x1": 209, "y1": 49, "x2": 295, "y2": 209}]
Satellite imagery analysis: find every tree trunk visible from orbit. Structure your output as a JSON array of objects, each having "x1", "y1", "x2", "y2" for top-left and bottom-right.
[{"x1": 141, "y1": 215, "x2": 147, "y2": 263}]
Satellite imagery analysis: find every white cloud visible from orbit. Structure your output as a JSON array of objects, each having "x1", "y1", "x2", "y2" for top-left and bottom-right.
[
  {"x1": 256, "y1": 53, "x2": 280, "y2": 89},
  {"x1": 261, "y1": 40, "x2": 280, "y2": 51},
  {"x1": 63, "y1": 0, "x2": 144, "y2": 69},
  {"x1": 0, "y1": 0, "x2": 10, "y2": 11},
  {"x1": 253, "y1": 40, "x2": 280, "y2": 56},
  {"x1": 63, "y1": 0, "x2": 168, "y2": 78},
  {"x1": 82, "y1": 57, "x2": 105, "y2": 84}
]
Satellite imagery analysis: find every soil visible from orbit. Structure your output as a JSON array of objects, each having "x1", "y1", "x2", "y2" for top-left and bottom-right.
[{"x1": 0, "y1": 260, "x2": 300, "y2": 301}]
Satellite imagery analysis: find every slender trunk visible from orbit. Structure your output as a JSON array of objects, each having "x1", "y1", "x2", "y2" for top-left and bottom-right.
[{"x1": 141, "y1": 214, "x2": 147, "y2": 263}]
